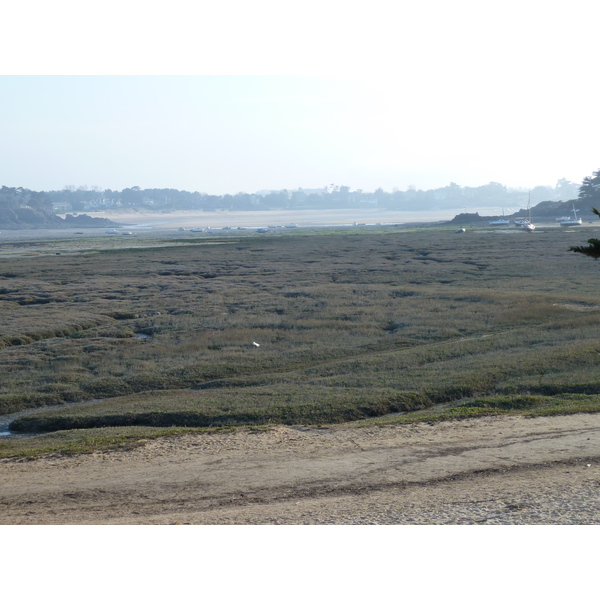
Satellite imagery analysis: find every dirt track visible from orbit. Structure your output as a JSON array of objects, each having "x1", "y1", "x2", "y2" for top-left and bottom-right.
[{"x1": 1, "y1": 413, "x2": 599, "y2": 524}]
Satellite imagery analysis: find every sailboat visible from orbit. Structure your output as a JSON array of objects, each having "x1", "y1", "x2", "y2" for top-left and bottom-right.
[
  {"x1": 559, "y1": 203, "x2": 582, "y2": 227},
  {"x1": 489, "y1": 208, "x2": 510, "y2": 226},
  {"x1": 521, "y1": 193, "x2": 535, "y2": 232}
]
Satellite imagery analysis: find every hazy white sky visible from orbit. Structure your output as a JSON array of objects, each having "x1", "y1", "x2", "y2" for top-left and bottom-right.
[{"x1": 1, "y1": 1, "x2": 597, "y2": 195}]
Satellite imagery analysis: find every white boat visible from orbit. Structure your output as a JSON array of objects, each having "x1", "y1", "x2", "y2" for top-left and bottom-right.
[
  {"x1": 522, "y1": 221, "x2": 535, "y2": 232},
  {"x1": 521, "y1": 220, "x2": 535, "y2": 232},
  {"x1": 520, "y1": 193, "x2": 535, "y2": 232},
  {"x1": 559, "y1": 204, "x2": 582, "y2": 227},
  {"x1": 489, "y1": 219, "x2": 510, "y2": 226}
]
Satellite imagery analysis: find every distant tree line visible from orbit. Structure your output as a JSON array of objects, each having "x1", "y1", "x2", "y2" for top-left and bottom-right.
[
  {"x1": 0, "y1": 186, "x2": 54, "y2": 211},
  {"x1": 0, "y1": 179, "x2": 582, "y2": 214}
]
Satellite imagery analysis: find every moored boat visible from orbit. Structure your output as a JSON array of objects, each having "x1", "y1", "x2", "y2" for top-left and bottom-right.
[
  {"x1": 559, "y1": 204, "x2": 582, "y2": 227},
  {"x1": 520, "y1": 193, "x2": 535, "y2": 232}
]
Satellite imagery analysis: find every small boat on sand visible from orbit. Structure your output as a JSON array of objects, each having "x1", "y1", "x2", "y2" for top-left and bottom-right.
[
  {"x1": 520, "y1": 193, "x2": 535, "y2": 232},
  {"x1": 559, "y1": 204, "x2": 582, "y2": 227}
]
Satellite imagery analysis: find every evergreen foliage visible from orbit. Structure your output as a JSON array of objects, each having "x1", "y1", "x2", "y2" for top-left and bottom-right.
[
  {"x1": 578, "y1": 169, "x2": 600, "y2": 203},
  {"x1": 569, "y1": 207, "x2": 600, "y2": 259},
  {"x1": 569, "y1": 166, "x2": 600, "y2": 259}
]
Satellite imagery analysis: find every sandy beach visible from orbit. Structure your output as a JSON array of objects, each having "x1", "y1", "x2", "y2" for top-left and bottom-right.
[{"x1": 1, "y1": 413, "x2": 599, "y2": 524}]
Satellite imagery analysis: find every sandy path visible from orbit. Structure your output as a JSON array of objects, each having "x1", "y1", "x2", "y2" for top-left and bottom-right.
[{"x1": 1, "y1": 413, "x2": 599, "y2": 524}]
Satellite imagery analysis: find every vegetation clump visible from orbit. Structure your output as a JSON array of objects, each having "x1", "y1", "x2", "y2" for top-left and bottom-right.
[{"x1": 570, "y1": 207, "x2": 600, "y2": 259}]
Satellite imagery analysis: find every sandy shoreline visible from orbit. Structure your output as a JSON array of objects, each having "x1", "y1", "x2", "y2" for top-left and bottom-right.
[
  {"x1": 85, "y1": 208, "x2": 595, "y2": 230},
  {"x1": 1, "y1": 413, "x2": 599, "y2": 524},
  {"x1": 0, "y1": 208, "x2": 587, "y2": 244}
]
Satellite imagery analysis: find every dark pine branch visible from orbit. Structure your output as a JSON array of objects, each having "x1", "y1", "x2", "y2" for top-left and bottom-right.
[
  {"x1": 570, "y1": 238, "x2": 600, "y2": 259},
  {"x1": 569, "y1": 205, "x2": 600, "y2": 259}
]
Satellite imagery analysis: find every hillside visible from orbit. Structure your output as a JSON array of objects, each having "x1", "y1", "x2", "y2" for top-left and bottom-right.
[
  {"x1": 450, "y1": 196, "x2": 600, "y2": 225},
  {"x1": 0, "y1": 206, "x2": 119, "y2": 229},
  {"x1": 512, "y1": 197, "x2": 599, "y2": 221}
]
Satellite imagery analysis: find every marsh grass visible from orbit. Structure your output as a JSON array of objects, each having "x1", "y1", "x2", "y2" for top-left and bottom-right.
[
  {"x1": 356, "y1": 393, "x2": 600, "y2": 428},
  {"x1": 1, "y1": 226, "x2": 600, "y2": 455},
  {"x1": 0, "y1": 425, "x2": 233, "y2": 459}
]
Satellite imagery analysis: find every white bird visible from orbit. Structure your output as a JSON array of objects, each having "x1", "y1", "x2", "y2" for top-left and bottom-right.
[{"x1": 253, "y1": 342, "x2": 260, "y2": 347}]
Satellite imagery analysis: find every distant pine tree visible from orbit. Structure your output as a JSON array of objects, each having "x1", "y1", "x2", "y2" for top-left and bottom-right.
[{"x1": 578, "y1": 169, "x2": 600, "y2": 203}]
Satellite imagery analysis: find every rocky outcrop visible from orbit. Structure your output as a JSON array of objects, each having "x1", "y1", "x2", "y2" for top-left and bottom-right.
[
  {"x1": 62, "y1": 213, "x2": 120, "y2": 228},
  {"x1": 0, "y1": 207, "x2": 119, "y2": 229},
  {"x1": 449, "y1": 212, "x2": 485, "y2": 224}
]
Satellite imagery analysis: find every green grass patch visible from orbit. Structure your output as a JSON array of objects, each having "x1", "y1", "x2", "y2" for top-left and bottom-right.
[
  {"x1": 0, "y1": 426, "x2": 235, "y2": 460},
  {"x1": 354, "y1": 393, "x2": 600, "y2": 427}
]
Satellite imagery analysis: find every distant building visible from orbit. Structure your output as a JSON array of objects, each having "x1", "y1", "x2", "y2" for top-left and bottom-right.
[{"x1": 82, "y1": 198, "x2": 122, "y2": 210}]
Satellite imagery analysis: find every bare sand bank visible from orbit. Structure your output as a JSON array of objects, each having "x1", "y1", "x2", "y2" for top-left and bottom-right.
[
  {"x1": 85, "y1": 208, "x2": 461, "y2": 229},
  {"x1": 1, "y1": 413, "x2": 599, "y2": 524}
]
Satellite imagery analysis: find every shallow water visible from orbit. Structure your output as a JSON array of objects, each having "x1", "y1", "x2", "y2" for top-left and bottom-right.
[{"x1": 0, "y1": 399, "x2": 106, "y2": 438}]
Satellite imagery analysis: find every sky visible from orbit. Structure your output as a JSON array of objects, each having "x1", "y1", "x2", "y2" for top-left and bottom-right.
[{"x1": 1, "y1": 1, "x2": 598, "y2": 196}]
